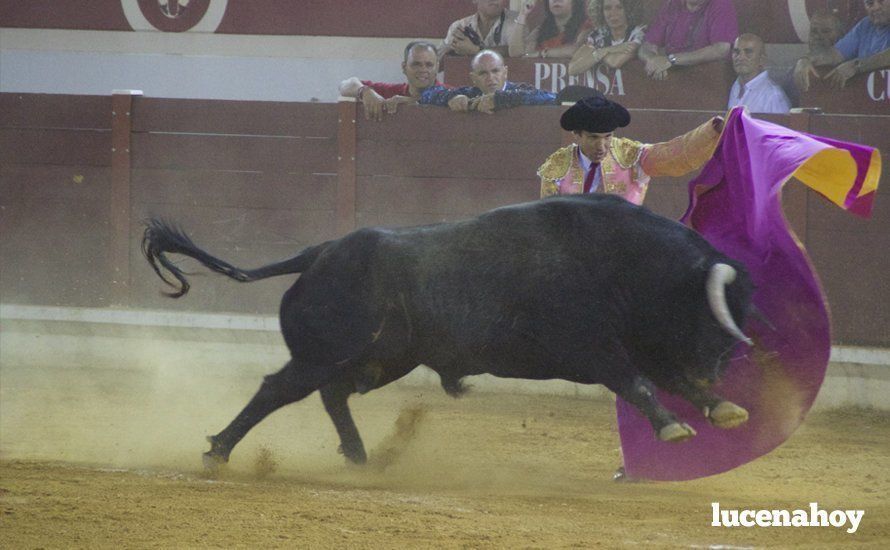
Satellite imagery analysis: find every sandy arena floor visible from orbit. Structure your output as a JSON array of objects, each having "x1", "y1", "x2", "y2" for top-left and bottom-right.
[{"x1": 1, "y1": 362, "x2": 888, "y2": 548}]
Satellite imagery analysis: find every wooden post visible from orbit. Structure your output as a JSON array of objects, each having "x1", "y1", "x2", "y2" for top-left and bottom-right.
[
  {"x1": 336, "y1": 98, "x2": 358, "y2": 236},
  {"x1": 110, "y1": 89, "x2": 142, "y2": 306}
]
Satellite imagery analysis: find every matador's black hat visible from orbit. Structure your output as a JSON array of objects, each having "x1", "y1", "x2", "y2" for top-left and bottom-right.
[{"x1": 559, "y1": 92, "x2": 631, "y2": 134}]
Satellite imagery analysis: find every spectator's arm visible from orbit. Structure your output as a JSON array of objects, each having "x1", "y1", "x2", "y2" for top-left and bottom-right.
[
  {"x1": 509, "y1": 3, "x2": 535, "y2": 57},
  {"x1": 509, "y1": 24, "x2": 535, "y2": 57},
  {"x1": 508, "y1": 27, "x2": 524, "y2": 56},
  {"x1": 601, "y1": 42, "x2": 640, "y2": 69},
  {"x1": 339, "y1": 77, "x2": 365, "y2": 97},
  {"x1": 568, "y1": 44, "x2": 607, "y2": 75},
  {"x1": 438, "y1": 22, "x2": 459, "y2": 61},
  {"x1": 341, "y1": 80, "x2": 387, "y2": 122},
  {"x1": 493, "y1": 86, "x2": 557, "y2": 110},
  {"x1": 419, "y1": 85, "x2": 464, "y2": 107},
  {"x1": 569, "y1": 42, "x2": 637, "y2": 74},
  {"x1": 826, "y1": 48, "x2": 890, "y2": 89},
  {"x1": 639, "y1": 42, "x2": 671, "y2": 79},
  {"x1": 637, "y1": 41, "x2": 661, "y2": 62},
  {"x1": 669, "y1": 42, "x2": 731, "y2": 66},
  {"x1": 856, "y1": 48, "x2": 890, "y2": 72}
]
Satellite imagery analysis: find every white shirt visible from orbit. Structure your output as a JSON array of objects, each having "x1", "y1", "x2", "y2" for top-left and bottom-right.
[{"x1": 727, "y1": 70, "x2": 791, "y2": 114}]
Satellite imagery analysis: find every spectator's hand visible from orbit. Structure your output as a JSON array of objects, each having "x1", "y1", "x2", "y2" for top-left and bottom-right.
[
  {"x1": 793, "y1": 57, "x2": 819, "y2": 93},
  {"x1": 645, "y1": 55, "x2": 671, "y2": 78},
  {"x1": 451, "y1": 29, "x2": 480, "y2": 56},
  {"x1": 383, "y1": 97, "x2": 402, "y2": 115},
  {"x1": 361, "y1": 88, "x2": 386, "y2": 121},
  {"x1": 710, "y1": 116, "x2": 725, "y2": 134},
  {"x1": 448, "y1": 95, "x2": 471, "y2": 112},
  {"x1": 474, "y1": 93, "x2": 496, "y2": 114},
  {"x1": 825, "y1": 59, "x2": 857, "y2": 89}
]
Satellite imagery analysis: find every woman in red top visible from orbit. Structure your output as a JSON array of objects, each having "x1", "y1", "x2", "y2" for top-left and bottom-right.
[{"x1": 510, "y1": 0, "x2": 591, "y2": 58}]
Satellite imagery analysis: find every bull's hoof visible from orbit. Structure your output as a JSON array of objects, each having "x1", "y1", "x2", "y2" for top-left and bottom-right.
[
  {"x1": 202, "y1": 451, "x2": 227, "y2": 473},
  {"x1": 202, "y1": 435, "x2": 230, "y2": 474},
  {"x1": 337, "y1": 444, "x2": 368, "y2": 465},
  {"x1": 709, "y1": 401, "x2": 749, "y2": 429},
  {"x1": 658, "y1": 422, "x2": 697, "y2": 443}
]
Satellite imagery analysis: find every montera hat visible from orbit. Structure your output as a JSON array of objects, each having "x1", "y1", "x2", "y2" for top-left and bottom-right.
[{"x1": 560, "y1": 93, "x2": 631, "y2": 133}]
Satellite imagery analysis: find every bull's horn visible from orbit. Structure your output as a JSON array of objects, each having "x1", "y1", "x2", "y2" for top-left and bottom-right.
[{"x1": 706, "y1": 263, "x2": 753, "y2": 346}]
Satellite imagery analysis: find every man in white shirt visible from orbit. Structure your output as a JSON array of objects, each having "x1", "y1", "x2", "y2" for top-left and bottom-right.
[
  {"x1": 439, "y1": 0, "x2": 518, "y2": 61},
  {"x1": 727, "y1": 33, "x2": 791, "y2": 114}
]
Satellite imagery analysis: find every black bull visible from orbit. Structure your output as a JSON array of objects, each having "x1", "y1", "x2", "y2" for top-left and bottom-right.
[{"x1": 142, "y1": 194, "x2": 755, "y2": 469}]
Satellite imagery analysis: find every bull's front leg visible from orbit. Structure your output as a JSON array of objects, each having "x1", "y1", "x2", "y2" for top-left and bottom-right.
[
  {"x1": 612, "y1": 375, "x2": 697, "y2": 443},
  {"x1": 670, "y1": 378, "x2": 749, "y2": 429}
]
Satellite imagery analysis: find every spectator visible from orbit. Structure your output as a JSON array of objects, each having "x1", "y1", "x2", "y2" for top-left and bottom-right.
[
  {"x1": 793, "y1": 0, "x2": 890, "y2": 91},
  {"x1": 638, "y1": 0, "x2": 738, "y2": 80},
  {"x1": 421, "y1": 50, "x2": 557, "y2": 113},
  {"x1": 569, "y1": 0, "x2": 648, "y2": 75},
  {"x1": 727, "y1": 34, "x2": 790, "y2": 114},
  {"x1": 807, "y1": 11, "x2": 846, "y2": 56},
  {"x1": 439, "y1": 1, "x2": 519, "y2": 60},
  {"x1": 539, "y1": 93, "x2": 723, "y2": 204},
  {"x1": 339, "y1": 41, "x2": 441, "y2": 121},
  {"x1": 510, "y1": 0, "x2": 591, "y2": 58}
]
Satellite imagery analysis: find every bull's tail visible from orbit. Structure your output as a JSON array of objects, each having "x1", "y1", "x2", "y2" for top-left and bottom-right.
[{"x1": 141, "y1": 218, "x2": 326, "y2": 298}]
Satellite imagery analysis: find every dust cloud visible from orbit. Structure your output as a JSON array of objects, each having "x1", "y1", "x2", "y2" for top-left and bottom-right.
[{"x1": 0, "y1": 330, "x2": 615, "y2": 496}]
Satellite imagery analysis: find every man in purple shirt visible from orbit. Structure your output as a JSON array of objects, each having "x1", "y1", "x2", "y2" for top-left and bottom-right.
[{"x1": 638, "y1": 0, "x2": 738, "y2": 80}]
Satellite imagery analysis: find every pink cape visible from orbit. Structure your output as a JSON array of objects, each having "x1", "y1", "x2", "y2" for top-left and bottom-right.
[{"x1": 617, "y1": 107, "x2": 881, "y2": 481}]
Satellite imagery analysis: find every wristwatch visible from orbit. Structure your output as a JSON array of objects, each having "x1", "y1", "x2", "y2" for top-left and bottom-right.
[{"x1": 667, "y1": 54, "x2": 678, "y2": 66}]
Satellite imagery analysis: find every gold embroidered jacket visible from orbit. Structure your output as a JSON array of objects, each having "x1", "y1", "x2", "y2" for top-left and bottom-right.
[{"x1": 538, "y1": 118, "x2": 721, "y2": 204}]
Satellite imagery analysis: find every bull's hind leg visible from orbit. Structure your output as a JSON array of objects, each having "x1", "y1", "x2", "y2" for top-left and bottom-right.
[
  {"x1": 611, "y1": 375, "x2": 697, "y2": 443},
  {"x1": 319, "y1": 378, "x2": 367, "y2": 464},
  {"x1": 320, "y1": 358, "x2": 418, "y2": 466},
  {"x1": 204, "y1": 360, "x2": 328, "y2": 470}
]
